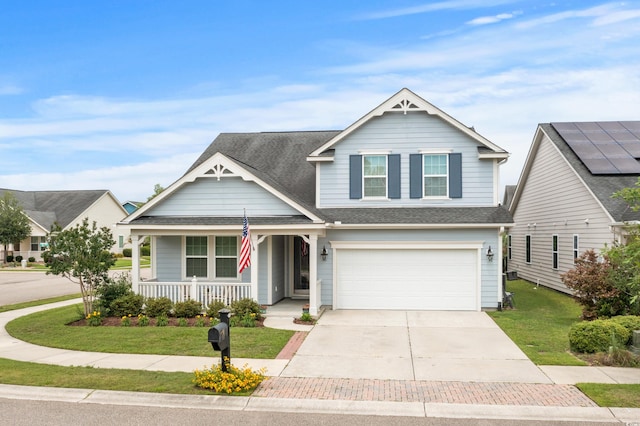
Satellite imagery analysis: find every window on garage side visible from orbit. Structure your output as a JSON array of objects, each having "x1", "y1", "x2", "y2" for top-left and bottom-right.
[
  {"x1": 525, "y1": 234, "x2": 531, "y2": 264},
  {"x1": 423, "y1": 154, "x2": 448, "y2": 197},
  {"x1": 215, "y1": 236, "x2": 238, "y2": 278},
  {"x1": 573, "y1": 234, "x2": 579, "y2": 264},
  {"x1": 552, "y1": 235, "x2": 559, "y2": 269},
  {"x1": 186, "y1": 236, "x2": 208, "y2": 278},
  {"x1": 363, "y1": 155, "x2": 387, "y2": 198}
]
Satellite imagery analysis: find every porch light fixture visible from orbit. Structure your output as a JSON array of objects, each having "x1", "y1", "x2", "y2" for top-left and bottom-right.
[
  {"x1": 320, "y1": 246, "x2": 328, "y2": 261},
  {"x1": 486, "y1": 246, "x2": 494, "y2": 262}
]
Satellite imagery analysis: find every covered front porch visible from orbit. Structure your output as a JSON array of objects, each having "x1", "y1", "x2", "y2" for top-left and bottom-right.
[{"x1": 127, "y1": 226, "x2": 327, "y2": 315}]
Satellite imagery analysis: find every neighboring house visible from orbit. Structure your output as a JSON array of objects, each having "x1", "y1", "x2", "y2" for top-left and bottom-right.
[
  {"x1": 507, "y1": 122, "x2": 640, "y2": 293},
  {"x1": 123, "y1": 201, "x2": 141, "y2": 215},
  {"x1": 0, "y1": 188, "x2": 129, "y2": 262},
  {"x1": 119, "y1": 88, "x2": 512, "y2": 314}
]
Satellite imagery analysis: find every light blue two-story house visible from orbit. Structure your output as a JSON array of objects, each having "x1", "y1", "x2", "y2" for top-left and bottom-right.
[{"x1": 119, "y1": 89, "x2": 512, "y2": 314}]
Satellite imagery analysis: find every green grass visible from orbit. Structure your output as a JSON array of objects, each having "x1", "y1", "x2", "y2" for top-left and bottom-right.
[
  {"x1": 576, "y1": 383, "x2": 640, "y2": 408},
  {"x1": 6, "y1": 304, "x2": 294, "y2": 359},
  {"x1": 488, "y1": 280, "x2": 586, "y2": 366},
  {"x1": 112, "y1": 256, "x2": 151, "y2": 269},
  {"x1": 0, "y1": 357, "x2": 214, "y2": 395},
  {"x1": 0, "y1": 294, "x2": 82, "y2": 313}
]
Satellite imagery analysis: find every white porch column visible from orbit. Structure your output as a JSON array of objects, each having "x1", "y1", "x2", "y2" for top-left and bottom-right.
[
  {"x1": 309, "y1": 234, "x2": 318, "y2": 316},
  {"x1": 131, "y1": 234, "x2": 140, "y2": 294},
  {"x1": 250, "y1": 234, "x2": 259, "y2": 302}
]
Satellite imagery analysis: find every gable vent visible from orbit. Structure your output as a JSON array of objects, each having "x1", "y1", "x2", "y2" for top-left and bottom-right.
[{"x1": 391, "y1": 99, "x2": 421, "y2": 114}]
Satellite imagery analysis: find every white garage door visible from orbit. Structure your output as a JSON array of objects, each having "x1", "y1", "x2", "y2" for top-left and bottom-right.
[{"x1": 335, "y1": 248, "x2": 478, "y2": 310}]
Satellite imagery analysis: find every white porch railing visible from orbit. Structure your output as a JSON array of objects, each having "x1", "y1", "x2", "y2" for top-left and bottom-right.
[{"x1": 138, "y1": 280, "x2": 252, "y2": 310}]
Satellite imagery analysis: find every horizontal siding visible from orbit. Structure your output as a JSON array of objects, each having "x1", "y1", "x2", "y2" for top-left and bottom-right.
[
  {"x1": 156, "y1": 236, "x2": 182, "y2": 281},
  {"x1": 319, "y1": 112, "x2": 496, "y2": 208},
  {"x1": 148, "y1": 177, "x2": 300, "y2": 216},
  {"x1": 510, "y1": 135, "x2": 614, "y2": 293}
]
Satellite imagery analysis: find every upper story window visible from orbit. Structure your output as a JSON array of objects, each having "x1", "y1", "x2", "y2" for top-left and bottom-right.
[
  {"x1": 423, "y1": 154, "x2": 448, "y2": 197},
  {"x1": 409, "y1": 152, "x2": 462, "y2": 199},
  {"x1": 349, "y1": 154, "x2": 400, "y2": 200},
  {"x1": 363, "y1": 155, "x2": 387, "y2": 198}
]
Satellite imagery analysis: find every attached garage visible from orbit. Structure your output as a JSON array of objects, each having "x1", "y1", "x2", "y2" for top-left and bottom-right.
[{"x1": 333, "y1": 242, "x2": 481, "y2": 311}]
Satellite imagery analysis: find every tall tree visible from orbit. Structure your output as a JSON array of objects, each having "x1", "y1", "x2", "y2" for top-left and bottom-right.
[
  {"x1": 46, "y1": 218, "x2": 116, "y2": 315},
  {"x1": 0, "y1": 191, "x2": 31, "y2": 262}
]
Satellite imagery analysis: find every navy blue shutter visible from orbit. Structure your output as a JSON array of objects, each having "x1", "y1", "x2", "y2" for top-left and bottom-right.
[
  {"x1": 409, "y1": 154, "x2": 422, "y2": 199},
  {"x1": 349, "y1": 155, "x2": 362, "y2": 199},
  {"x1": 449, "y1": 153, "x2": 462, "y2": 198},
  {"x1": 388, "y1": 154, "x2": 401, "y2": 199}
]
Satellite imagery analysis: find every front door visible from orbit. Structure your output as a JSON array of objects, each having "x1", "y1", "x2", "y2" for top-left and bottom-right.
[{"x1": 293, "y1": 236, "x2": 309, "y2": 296}]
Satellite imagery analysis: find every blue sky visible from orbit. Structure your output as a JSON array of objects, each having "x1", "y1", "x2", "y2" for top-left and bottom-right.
[{"x1": 1, "y1": 1, "x2": 639, "y2": 202}]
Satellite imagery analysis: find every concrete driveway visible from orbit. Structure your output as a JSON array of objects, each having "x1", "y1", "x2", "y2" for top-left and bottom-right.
[{"x1": 281, "y1": 310, "x2": 552, "y2": 383}]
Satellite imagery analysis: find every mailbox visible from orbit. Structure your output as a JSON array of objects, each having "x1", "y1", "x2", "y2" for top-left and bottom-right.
[{"x1": 208, "y1": 323, "x2": 229, "y2": 351}]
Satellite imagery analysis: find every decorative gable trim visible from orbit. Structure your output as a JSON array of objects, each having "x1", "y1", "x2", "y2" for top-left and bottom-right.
[
  {"x1": 307, "y1": 88, "x2": 508, "y2": 160},
  {"x1": 125, "y1": 153, "x2": 324, "y2": 223}
]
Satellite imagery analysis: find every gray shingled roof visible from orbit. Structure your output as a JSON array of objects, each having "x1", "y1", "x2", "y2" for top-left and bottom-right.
[
  {"x1": 186, "y1": 131, "x2": 341, "y2": 211},
  {"x1": 541, "y1": 123, "x2": 640, "y2": 222},
  {"x1": 321, "y1": 207, "x2": 513, "y2": 224},
  {"x1": 133, "y1": 131, "x2": 514, "y2": 227},
  {"x1": 0, "y1": 188, "x2": 109, "y2": 230}
]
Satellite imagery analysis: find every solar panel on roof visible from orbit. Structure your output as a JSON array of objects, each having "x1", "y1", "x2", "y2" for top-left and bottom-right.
[{"x1": 551, "y1": 122, "x2": 640, "y2": 175}]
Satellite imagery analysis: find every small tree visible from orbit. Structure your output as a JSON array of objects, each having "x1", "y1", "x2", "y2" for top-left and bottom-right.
[
  {"x1": 604, "y1": 231, "x2": 640, "y2": 316},
  {"x1": 0, "y1": 191, "x2": 31, "y2": 262},
  {"x1": 46, "y1": 218, "x2": 116, "y2": 315},
  {"x1": 561, "y1": 250, "x2": 617, "y2": 319}
]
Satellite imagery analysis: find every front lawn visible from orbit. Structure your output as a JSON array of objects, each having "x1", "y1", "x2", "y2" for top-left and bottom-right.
[
  {"x1": 488, "y1": 280, "x2": 586, "y2": 366},
  {"x1": 576, "y1": 383, "x2": 640, "y2": 408},
  {"x1": 6, "y1": 304, "x2": 294, "y2": 359}
]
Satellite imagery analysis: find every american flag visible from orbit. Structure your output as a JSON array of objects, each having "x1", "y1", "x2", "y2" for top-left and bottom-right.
[{"x1": 238, "y1": 211, "x2": 251, "y2": 274}]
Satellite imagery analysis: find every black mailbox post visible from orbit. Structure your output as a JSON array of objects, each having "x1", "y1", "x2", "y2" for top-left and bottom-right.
[{"x1": 207, "y1": 308, "x2": 231, "y2": 371}]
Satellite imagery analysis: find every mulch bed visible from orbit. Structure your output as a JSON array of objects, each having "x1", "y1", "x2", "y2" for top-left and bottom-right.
[{"x1": 68, "y1": 317, "x2": 265, "y2": 327}]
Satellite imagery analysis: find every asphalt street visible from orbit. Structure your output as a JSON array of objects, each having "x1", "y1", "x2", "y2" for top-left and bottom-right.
[{"x1": 0, "y1": 271, "x2": 79, "y2": 305}]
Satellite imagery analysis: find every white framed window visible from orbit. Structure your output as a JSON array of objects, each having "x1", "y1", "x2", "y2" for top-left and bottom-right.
[
  {"x1": 552, "y1": 235, "x2": 559, "y2": 269},
  {"x1": 507, "y1": 234, "x2": 512, "y2": 260},
  {"x1": 573, "y1": 234, "x2": 579, "y2": 263},
  {"x1": 215, "y1": 236, "x2": 238, "y2": 279},
  {"x1": 525, "y1": 235, "x2": 531, "y2": 264},
  {"x1": 186, "y1": 236, "x2": 208, "y2": 278},
  {"x1": 362, "y1": 155, "x2": 387, "y2": 198},
  {"x1": 30, "y1": 236, "x2": 46, "y2": 251},
  {"x1": 423, "y1": 154, "x2": 448, "y2": 197},
  {"x1": 118, "y1": 235, "x2": 124, "y2": 249}
]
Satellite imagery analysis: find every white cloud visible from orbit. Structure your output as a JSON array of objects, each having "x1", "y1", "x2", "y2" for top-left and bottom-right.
[
  {"x1": 358, "y1": 0, "x2": 518, "y2": 20},
  {"x1": 467, "y1": 12, "x2": 521, "y2": 26}
]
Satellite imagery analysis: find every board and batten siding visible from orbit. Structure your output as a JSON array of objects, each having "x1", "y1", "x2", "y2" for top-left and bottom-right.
[
  {"x1": 318, "y1": 112, "x2": 495, "y2": 208},
  {"x1": 148, "y1": 176, "x2": 300, "y2": 217},
  {"x1": 510, "y1": 134, "x2": 615, "y2": 293},
  {"x1": 322, "y1": 228, "x2": 500, "y2": 309}
]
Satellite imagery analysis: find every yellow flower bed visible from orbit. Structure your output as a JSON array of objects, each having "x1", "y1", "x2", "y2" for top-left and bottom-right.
[{"x1": 193, "y1": 359, "x2": 266, "y2": 394}]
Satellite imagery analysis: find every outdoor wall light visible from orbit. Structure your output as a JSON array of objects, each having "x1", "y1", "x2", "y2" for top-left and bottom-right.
[
  {"x1": 486, "y1": 246, "x2": 494, "y2": 262},
  {"x1": 321, "y1": 246, "x2": 328, "y2": 261}
]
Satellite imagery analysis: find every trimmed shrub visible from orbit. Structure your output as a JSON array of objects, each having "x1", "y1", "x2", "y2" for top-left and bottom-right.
[
  {"x1": 141, "y1": 245, "x2": 150, "y2": 256},
  {"x1": 28, "y1": 257, "x2": 36, "y2": 263},
  {"x1": 145, "y1": 297, "x2": 173, "y2": 317},
  {"x1": 230, "y1": 298, "x2": 263, "y2": 320},
  {"x1": 206, "y1": 300, "x2": 229, "y2": 318},
  {"x1": 109, "y1": 293, "x2": 144, "y2": 317},
  {"x1": 569, "y1": 319, "x2": 630, "y2": 353},
  {"x1": 610, "y1": 315, "x2": 640, "y2": 345},
  {"x1": 173, "y1": 299, "x2": 202, "y2": 318},
  {"x1": 122, "y1": 248, "x2": 132, "y2": 257},
  {"x1": 6, "y1": 255, "x2": 13, "y2": 263},
  {"x1": 15, "y1": 255, "x2": 23, "y2": 262},
  {"x1": 96, "y1": 274, "x2": 133, "y2": 315}
]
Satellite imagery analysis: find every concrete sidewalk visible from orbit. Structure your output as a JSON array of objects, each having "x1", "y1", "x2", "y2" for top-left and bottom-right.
[{"x1": 1, "y1": 299, "x2": 639, "y2": 423}]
